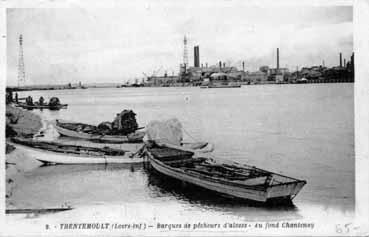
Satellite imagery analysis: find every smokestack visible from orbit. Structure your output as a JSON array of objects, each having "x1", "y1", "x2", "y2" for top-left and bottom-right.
[
  {"x1": 242, "y1": 61, "x2": 245, "y2": 71},
  {"x1": 277, "y1": 48, "x2": 280, "y2": 70},
  {"x1": 223, "y1": 62, "x2": 225, "y2": 68},
  {"x1": 219, "y1": 61, "x2": 222, "y2": 69},
  {"x1": 351, "y1": 52, "x2": 354, "y2": 67},
  {"x1": 339, "y1": 53, "x2": 342, "y2": 67},
  {"x1": 194, "y1": 46, "x2": 200, "y2": 67}
]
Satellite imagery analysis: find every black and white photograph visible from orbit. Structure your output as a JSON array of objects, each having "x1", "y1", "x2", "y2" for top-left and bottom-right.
[{"x1": 2, "y1": 0, "x2": 368, "y2": 236}]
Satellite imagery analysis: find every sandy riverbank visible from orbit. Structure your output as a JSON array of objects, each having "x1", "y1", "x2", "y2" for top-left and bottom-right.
[
  {"x1": 5, "y1": 105, "x2": 44, "y2": 208},
  {"x1": 5, "y1": 105, "x2": 143, "y2": 209}
]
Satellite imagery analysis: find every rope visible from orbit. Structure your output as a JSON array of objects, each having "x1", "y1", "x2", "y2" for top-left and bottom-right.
[{"x1": 182, "y1": 127, "x2": 198, "y2": 143}]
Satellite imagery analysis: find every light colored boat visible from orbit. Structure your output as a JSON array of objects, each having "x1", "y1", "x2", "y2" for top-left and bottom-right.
[
  {"x1": 145, "y1": 143, "x2": 306, "y2": 204},
  {"x1": 55, "y1": 120, "x2": 145, "y2": 143},
  {"x1": 10, "y1": 138, "x2": 212, "y2": 165},
  {"x1": 10, "y1": 137, "x2": 142, "y2": 165}
]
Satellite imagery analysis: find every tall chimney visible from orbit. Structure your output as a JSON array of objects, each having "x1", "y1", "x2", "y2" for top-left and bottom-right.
[
  {"x1": 351, "y1": 52, "x2": 354, "y2": 67},
  {"x1": 242, "y1": 61, "x2": 245, "y2": 71},
  {"x1": 223, "y1": 62, "x2": 225, "y2": 68},
  {"x1": 339, "y1": 53, "x2": 342, "y2": 67},
  {"x1": 194, "y1": 46, "x2": 200, "y2": 67},
  {"x1": 219, "y1": 61, "x2": 222, "y2": 69},
  {"x1": 277, "y1": 48, "x2": 280, "y2": 70}
]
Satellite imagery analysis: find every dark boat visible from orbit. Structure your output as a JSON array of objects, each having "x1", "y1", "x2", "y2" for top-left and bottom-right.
[
  {"x1": 145, "y1": 142, "x2": 306, "y2": 204},
  {"x1": 55, "y1": 120, "x2": 145, "y2": 143},
  {"x1": 15, "y1": 102, "x2": 68, "y2": 110}
]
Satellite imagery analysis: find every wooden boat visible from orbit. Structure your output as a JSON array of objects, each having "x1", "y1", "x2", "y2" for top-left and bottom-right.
[
  {"x1": 200, "y1": 81, "x2": 241, "y2": 89},
  {"x1": 55, "y1": 120, "x2": 145, "y2": 143},
  {"x1": 10, "y1": 137, "x2": 143, "y2": 165},
  {"x1": 207, "y1": 84, "x2": 241, "y2": 88},
  {"x1": 15, "y1": 102, "x2": 68, "y2": 110},
  {"x1": 6, "y1": 207, "x2": 73, "y2": 214},
  {"x1": 145, "y1": 143, "x2": 306, "y2": 204}
]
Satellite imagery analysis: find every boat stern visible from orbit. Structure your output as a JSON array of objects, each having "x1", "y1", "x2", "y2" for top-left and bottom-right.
[{"x1": 266, "y1": 180, "x2": 306, "y2": 201}]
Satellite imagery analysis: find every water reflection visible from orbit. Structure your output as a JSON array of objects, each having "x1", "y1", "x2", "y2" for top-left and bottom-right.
[
  {"x1": 21, "y1": 163, "x2": 302, "y2": 220},
  {"x1": 35, "y1": 163, "x2": 145, "y2": 175}
]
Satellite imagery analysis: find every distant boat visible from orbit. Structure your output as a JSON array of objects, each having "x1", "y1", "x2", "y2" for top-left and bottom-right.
[
  {"x1": 200, "y1": 81, "x2": 241, "y2": 88},
  {"x1": 15, "y1": 102, "x2": 68, "y2": 110},
  {"x1": 207, "y1": 84, "x2": 241, "y2": 88},
  {"x1": 55, "y1": 120, "x2": 145, "y2": 144},
  {"x1": 145, "y1": 142, "x2": 306, "y2": 204},
  {"x1": 10, "y1": 137, "x2": 142, "y2": 165},
  {"x1": 296, "y1": 78, "x2": 308, "y2": 83}
]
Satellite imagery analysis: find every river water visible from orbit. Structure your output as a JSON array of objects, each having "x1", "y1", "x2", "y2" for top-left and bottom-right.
[{"x1": 10, "y1": 83, "x2": 354, "y2": 229}]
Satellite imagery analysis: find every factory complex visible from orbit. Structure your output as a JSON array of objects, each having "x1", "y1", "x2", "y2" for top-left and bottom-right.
[{"x1": 144, "y1": 36, "x2": 354, "y2": 87}]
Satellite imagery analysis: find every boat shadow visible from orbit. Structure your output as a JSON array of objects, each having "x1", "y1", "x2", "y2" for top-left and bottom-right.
[
  {"x1": 34, "y1": 162, "x2": 145, "y2": 176},
  {"x1": 144, "y1": 166, "x2": 300, "y2": 211}
]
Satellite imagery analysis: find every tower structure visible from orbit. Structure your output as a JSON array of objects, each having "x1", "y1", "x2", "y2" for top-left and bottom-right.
[
  {"x1": 17, "y1": 34, "x2": 26, "y2": 87},
  {"x1": 183, "y1": 35, "x2": 188, "y2": 68}
]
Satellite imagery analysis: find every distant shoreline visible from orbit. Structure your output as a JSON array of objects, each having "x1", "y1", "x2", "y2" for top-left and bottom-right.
[{"x1": 7, "y1": 80, "x2": 354, "y2": 92}]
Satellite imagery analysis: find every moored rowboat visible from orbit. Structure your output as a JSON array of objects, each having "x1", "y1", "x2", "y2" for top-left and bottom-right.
[
  {"x1": 55, "y1": 120, "x2": 145, "y2": 143},
  {"x1": 15, "y1": 102, "x2": 68, "y2": 110},
  {"x1": 145, "y1": 142, "x2": 306, "y2": 204},
  {"x1": 10, "y1": 137, "x2": 143, "y2": 165}
]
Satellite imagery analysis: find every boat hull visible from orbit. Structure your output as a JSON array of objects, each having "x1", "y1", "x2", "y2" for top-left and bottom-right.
[
  {"x1": 12, "y1": 143, "x2": 143, "y2": 165},
  {"x1": 146, "y1": 145, "x2": 306, "y2": 203},
  {"x1": 200, "y1": 83, "x2": 241, "y2": 88},
  {"x1": 16, "y1": 103, "x2": 68, "y2": 110},
  {"x1": 148, "y1": 155, "x2": 268, "y2": 202},
  {"x1": 55, "y1": 124, "x2": 145, "y2": 143}
]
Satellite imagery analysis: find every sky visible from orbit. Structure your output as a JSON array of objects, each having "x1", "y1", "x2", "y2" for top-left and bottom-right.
[{"x1": 7, "y1": 5, "x2": 353, "y2": 86}]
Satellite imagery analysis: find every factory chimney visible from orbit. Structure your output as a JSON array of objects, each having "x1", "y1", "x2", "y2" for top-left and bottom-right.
[
  {"x1": 242, "y1": 61, "x2": 245, "y2": 71},
  {"x1": 339, "y1": 53, "x2": 342, "y2": 67},
  {"x1": 194, "y1": 46, "x2": 200, "y2": 67},
  {"x1": 223, "y1": 62, "x2": 226, "y2": 68},
  {"x1": 219, "y1": 61, "x2": 222, "y2": 69},
  {"x1": 351, "y1": 52, "x2": 354, "y2": 67},
  {"x1": 277, "y1": 48, "x2": 280, "y2": 70}
]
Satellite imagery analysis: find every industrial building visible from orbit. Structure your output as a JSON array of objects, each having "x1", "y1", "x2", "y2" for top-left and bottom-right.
[{"x1": 144, "y1": 36, "x2": 354, "y2": 86}]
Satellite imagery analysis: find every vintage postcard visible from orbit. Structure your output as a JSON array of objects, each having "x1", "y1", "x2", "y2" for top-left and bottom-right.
[{"x1": 1, "y1": 0, "x2": 368, "y2": 236}]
